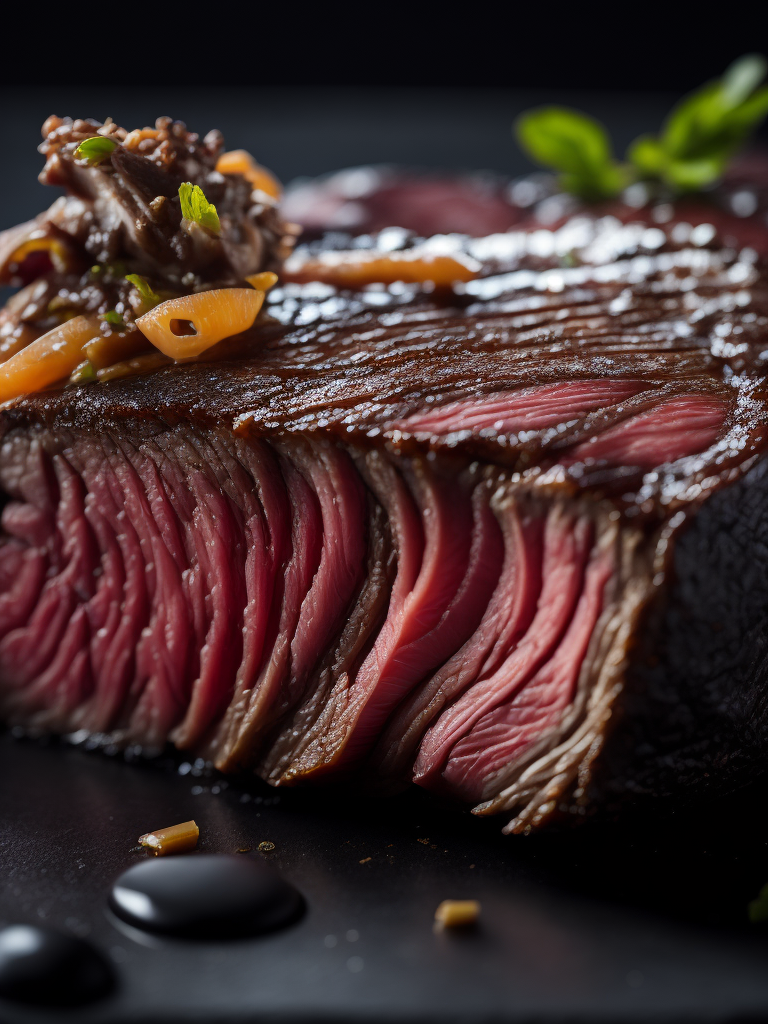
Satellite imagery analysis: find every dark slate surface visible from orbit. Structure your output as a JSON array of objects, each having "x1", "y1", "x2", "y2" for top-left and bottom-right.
[{"x1": 3, "y1": 731, "x2": 768, "y2": 1023}]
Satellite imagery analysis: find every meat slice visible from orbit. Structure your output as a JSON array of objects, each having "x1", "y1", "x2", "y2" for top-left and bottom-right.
[
  {"x1": 562, "y1": 395, "x2": 730, "y2": 469},
  {"x1": 396, "y1": 380, "x2": 652, "y2": 435},
  {"x1": 214, "y1": 439, "x2": 369, "y2": 770},
  {"x1": 2, "y1": 176, "x2": 768, "y2": 832},
  {"x1": 373, "y1": 497, "x2": 543, "y2": 782},
  {"x1": 438, "y1": 533, "x2": 614, "y2": 802},
  {"x1": 414, "y1": 504, "x2": 594, "y2": 790}
]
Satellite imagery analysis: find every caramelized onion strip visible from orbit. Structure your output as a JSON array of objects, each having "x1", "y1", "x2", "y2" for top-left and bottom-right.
[
  {"x1": 216, "y1": 150, "x2": 282, "y2": 200},
  {"x1": 96, "y1": 350, "x2": 172, "y2": 382},
  {"x1": 7, "y1": 236, "x2": 70, "y2": 275},
  {"x1": 282, "y1": 249, "x2": 481, "y2": 289},
  {"x1": 136, "y1": 288, "x2": 265, "y2": 359},
  {"x1": 0, "y1": 315, "x2": 100, "y2": 403}
]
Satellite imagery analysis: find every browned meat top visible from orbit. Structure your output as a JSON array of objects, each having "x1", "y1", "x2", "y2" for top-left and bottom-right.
[{"x1": 6, "y1": 203, "x2": 768, "y2": 519}]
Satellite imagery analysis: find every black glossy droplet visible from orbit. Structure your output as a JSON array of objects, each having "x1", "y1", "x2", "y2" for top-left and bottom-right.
[
  {"x1": 0, "y1": 925, "x2": 113, "y2": 1006},
  {"x1": 109, "y1": 853, "x2": 303, "y2": 938}
]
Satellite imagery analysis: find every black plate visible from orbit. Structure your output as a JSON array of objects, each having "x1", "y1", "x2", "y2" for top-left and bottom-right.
[{"x1": 3, "y1": 730, "x2": 768, "y2": 1024}]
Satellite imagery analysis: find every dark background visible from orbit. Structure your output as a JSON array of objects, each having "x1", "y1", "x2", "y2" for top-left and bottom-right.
[
  {"x1": 0, "y1": 10, "x2": 761, "y2": 92},
  {"x1": 0, "y1": 10, "x2": 766, "y2": 233}
]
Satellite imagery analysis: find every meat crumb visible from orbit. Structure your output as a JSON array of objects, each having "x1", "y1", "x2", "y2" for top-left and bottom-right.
[
  {"x1": 434, "y1": 900, "x2": 481, "y2": 929},
  {"x1": 138, "y1": 820, "x2": 199, "y2": 856}
]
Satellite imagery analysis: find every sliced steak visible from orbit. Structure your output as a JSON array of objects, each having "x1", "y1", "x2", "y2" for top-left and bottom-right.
[{"x1": 2, "y1": 175, "x2": 768, "y2": 831}]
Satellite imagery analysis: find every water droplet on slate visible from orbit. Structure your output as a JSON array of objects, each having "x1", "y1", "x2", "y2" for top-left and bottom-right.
[
  {"x1": 108, "y1": 854, "x2": 302, "y2": 938},
  {"x1": 0, "y1": 925, "x2": 113, "y2": 1006}
]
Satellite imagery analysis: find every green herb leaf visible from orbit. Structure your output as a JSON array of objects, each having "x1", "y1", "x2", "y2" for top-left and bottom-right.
[
  {"x1": 626, "y1": 135, "x2": 666, "y2": 176},
  {"x1": 101, "y1": 310, "x2": 125, "y2": 328},
  {"x1": 630, "y1": 54, "x2": 768, "y2": 191},
  {"x1": 514, "y1": 107, "x2": 627, "y2": 200},
  {"x1": 723, "y1": 54, "x2": 768, "y2": 108},
  {"x1": 125, "y1": 273, "x2": 161, "y2": 307},
  {"x1": 75, "y1": 136, "x2": 118, "y2": 166},
  {"x1": 70, "y1": 360, "x2": 97, "y2": 385},
  {"x1": 515, "y1": 55, "x2": 768, "y2": 201},
  {"x1": 178, "y1": 182, "x2": 221, "y2": 234},
  {"x1": 749, "y1": 882, "x2": 768, "y2": 923}
]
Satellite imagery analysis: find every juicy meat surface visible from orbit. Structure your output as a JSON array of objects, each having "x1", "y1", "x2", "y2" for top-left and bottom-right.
[
  {"x1": 2, "y1": 169, "x2": 768, "y2": 831},
  {"x1": 280, "y1": 167, "x2": 526, "y2": 238}
]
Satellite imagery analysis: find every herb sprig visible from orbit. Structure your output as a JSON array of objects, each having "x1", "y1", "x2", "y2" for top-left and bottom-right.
[
  {"x1": 515, "y1": 55, "x2": 768, "y2": 200},
  {"x1": 516, "y1": 107, "x2": 627, "y2": 201},
  {"x1": 125, "y1": 273, "x2": 161, "y2": 307},
  {"x1": 178, "y1": 182, "x2": 221, "y2": 234},
  {"x1": 75, "y1": 136, "x2": 118, "y2": 166}
]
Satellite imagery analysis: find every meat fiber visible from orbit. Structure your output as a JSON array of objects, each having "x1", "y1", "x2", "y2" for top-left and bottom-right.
[{"x1": 2, "y1": 135, "x2": 768, "y2": 831}]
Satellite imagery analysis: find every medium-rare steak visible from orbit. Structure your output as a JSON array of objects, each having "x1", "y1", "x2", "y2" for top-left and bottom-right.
[{"x1": 1, "y1": 116, "x2": 768, "y2": 833}]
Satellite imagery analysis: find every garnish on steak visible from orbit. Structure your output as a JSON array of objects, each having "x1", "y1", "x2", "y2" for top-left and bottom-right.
[
  {"x1": 0, "y1": 116, "x2": 296, "y2": 394},
  {"x1": 2, "y1": 106, "x2": 768, "y2": 834}
]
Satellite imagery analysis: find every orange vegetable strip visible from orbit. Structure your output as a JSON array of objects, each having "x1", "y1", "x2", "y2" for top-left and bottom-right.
[
  {"x1": 136, "y1": 288, "x2": 264, "y2": 359},
  {"x1": 85, "y1": 329, "x2": 151, "y2": 370},
  {"x1": 216, "y1": 149, "x2": 282, "y2": 199},
  {"x1": 282, "y1": 249, "x2": 481, "y2": 289},
  {"x1": 138, "y1": 820, "x2": 199, "y2": 856},
  {"x1": 0, "y1": 316, "x2": 100, "y2": 403},
  {"x1": 96, "y1": 350, "x2": 172, "y2": 382},
  {"x1": 245, "y1": 271, "x2": 278, "y2": 292},
  {"x1": 0, "y1": 323, "x2": 43, "y2": 365},
  {"x1": 123, "y1": 127, "x2": 161, "y2": 151}
]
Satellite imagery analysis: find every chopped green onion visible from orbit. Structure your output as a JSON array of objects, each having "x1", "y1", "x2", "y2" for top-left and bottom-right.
[
  {"x1": 102, "y1": 310, "x2": 125, "y2": 328},
  {"x1": 178, "y1": 182, "x2": 221, "y2": 234},
  {"x1": 75, "y1": 136, "x2": 118, "y2": 166},
  {"x1": 125, "y1": 273, "x2": 161, "y2": 307},
  {"x1": 70, "y1": 361, "x2": 97, "y2": 385}
]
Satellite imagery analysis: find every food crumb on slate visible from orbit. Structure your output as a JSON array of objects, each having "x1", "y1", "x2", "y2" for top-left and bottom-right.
[
  {"x1": 434, "y1": 900, "x2": 481, "y2": 928},
  {"x1": 138, "y1": 820, "x2": 199, "y2": 856}
]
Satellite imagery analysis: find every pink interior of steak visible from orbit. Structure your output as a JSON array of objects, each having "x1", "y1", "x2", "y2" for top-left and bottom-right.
[
  {"x1": 395, "y1": 380, "x2": 653, "y2": 434},
  {"x1": 414, "y1": 507, "x2": 613, "y2": 800},
  {"x1": 561, "y1": 394, "x2": 729, "y2": 469},
  {"x1": 395, "y1": 384, "x2": 729, "y2": 469},
  {"x1": 0, "y1": 370, "x2": 733, "y2": 828}
]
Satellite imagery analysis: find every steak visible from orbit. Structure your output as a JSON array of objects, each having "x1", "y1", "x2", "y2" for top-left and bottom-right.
[
  {"x1": 280, "y1": 166, "x2": 526, "y2": 238},
  {"x1": 2, "y1": 120, "x2": 768, "y2": 833}
]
